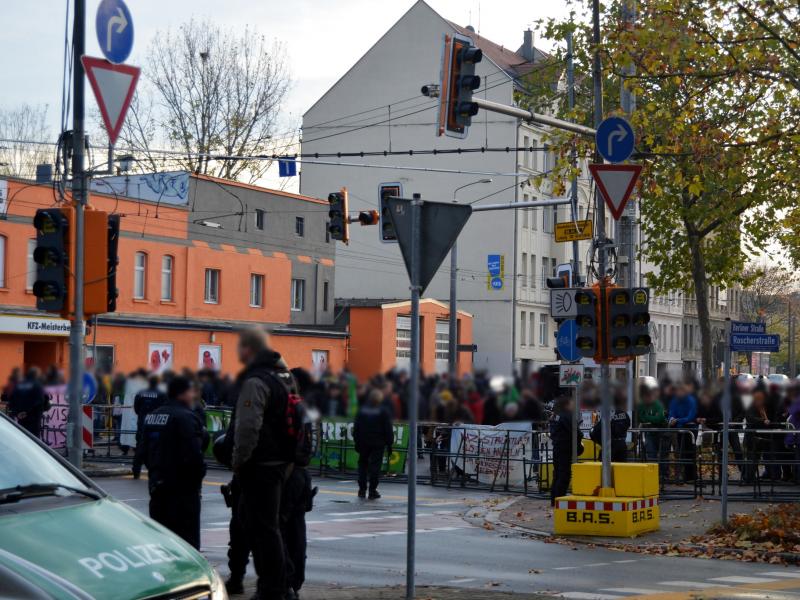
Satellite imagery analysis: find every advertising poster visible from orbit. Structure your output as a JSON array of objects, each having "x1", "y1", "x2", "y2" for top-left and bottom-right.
[
  {"x1": 148, "y1": 342, "x2": 173, "y2": 374},
  {"x1": 198, "y1": 344, "x2": 221, "y2": 371}
]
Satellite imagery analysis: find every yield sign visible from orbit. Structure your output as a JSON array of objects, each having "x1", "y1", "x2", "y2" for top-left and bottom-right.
[
  {"x1": 81, "y1": 56, "x2": 140, "y2": 146},
  {"x1": 589, "y1": 163, "x2": 642, "y2": 220}
]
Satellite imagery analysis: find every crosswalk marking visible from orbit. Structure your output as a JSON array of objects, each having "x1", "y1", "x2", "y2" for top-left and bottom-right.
[
  {"x1": 447, "y1": 578, "x2": 477, "y2": 584},
  {"x1": 760, "y1": 571, "x2": 800, "y2": 579},
  {"x1": 560, "y1": 592, "x2": 624, "y2": 600},
  {"x1": 315, "y1": 536, "x2": 344, "y2": 541},
  {"x1": 344, "y1": 533, "x2": 377, "y2": 538},
  {"x1": 311, "y1": 526, "x2": 467, "y2": 541},
  {"x1": 326, "y1": 510, "x2": 388, "y2": 516},
  {"x1": 710, "y1": 576, "x2": 778, "y2": 584},
  {"x1": 658, "y1": 581, "x2": 728, "y2": 589},
  {"x1": 602, "y1": 588, "x2": 663, "y2": 595}
]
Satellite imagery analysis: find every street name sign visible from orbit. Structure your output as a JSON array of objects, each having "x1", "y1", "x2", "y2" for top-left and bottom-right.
[
  {"x1": 589, "y1": 163, "x2": 642, "y2": 220},
  {"x1": 82, "y1": 56, "x2": 140, "y2": 146},
  {"x1": 96, "y1": 0, "x2": 134, "y2": 64},
  {"x1": 731, "y1": 321, "x2": 766, "y2": 335},
  {"x1": 555, "y1": 219, "x2": 593, "y2": 243},
  {"x1": 596, "y1": 116, "x2": 634, "y2": 163},
  {"x1": 730, "y1": 332, "x2": 780, "y2": 353},
  {"x1": 550, "y1": 288, "x2": 579, "y2": 319}
]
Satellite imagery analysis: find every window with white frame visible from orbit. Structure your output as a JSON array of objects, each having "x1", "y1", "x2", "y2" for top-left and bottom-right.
[
  {"x1": 396, "y1": 315, "x2": 412, "y2": 366},
  {"x1": 521, "y1": 252, "x2": 527, "y2": 287},
  {"x1": 161, "y1": 255, "x2": 173, "y2": 301},
  {"x1": 520, "y1": 311, "x2": 527, "y2": 346},
  {"x1": 255, "y1": 209, "x2": 265, "y2": 231},
  {"x1": 539, "y1": 313, "x2": 549, "y2": 346},
  {"x1": 522, "y1": 194, "x2": 529, "y2": 227},
  {"x1": 530, "y1": 254, "x2": 536, "y2": 288},
  {"x1": 541, "y1": 256, "x2": 549, "y2": 287},
  {"x1": 291, "y1": 278, "x2": 305, "y2": 311},
  {"x1": 295, "y1": 217, "x2": 305, "y2": 237},
  {"x1": 250, "y1": 273, "x2": 264, "y2": 307},
  {"x1": 204, "y1": 268, "x2": 220, "y2": 304},
  {"x1": 529, "y1": 314, "x2": 536, "y2": 348},
  {"x1": 523, "y1": 135, "x2": 531, "y2": 168},
  {"x1": 542, "y1": 206, "x2": 553, "y2": 233},
  {"x1": 134, "y1": 252, "x2": 147, "y2": 299},
  {"x1": 26, "y1": 239, "x2": 36, "y2": 290}
]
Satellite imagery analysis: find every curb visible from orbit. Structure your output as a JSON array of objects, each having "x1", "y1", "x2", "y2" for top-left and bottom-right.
[{"x1": 83, "y1": 466, "x2": 132, "y2": 478}]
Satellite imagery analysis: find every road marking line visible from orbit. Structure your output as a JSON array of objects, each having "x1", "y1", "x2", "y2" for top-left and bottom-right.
[
  {"x1": 602, "y1": 588, "x2": 663, "y2": 595},
  {"x1": 657, "y1": 581, "x2": 728, "y2": 589},
  {"x1": 560, "y1": 592, "x2": 624, "y2": 599},
  {"x1": 585, "y1": 563, "x2": 610, "y2": 567},
  {"x1": 709, "y1": 576, "x2": 778, "y2": 584},
  {"x1": 430, "y1": 526, "x2": 461, "y2": 531},
  {"x1": 554, "y1": 566, "x2": 579, "y2": 571},
  {"x1": 612, "y1": 560, "x2": 638, "y2": 564},
  {"x1": 344, "y1": 533, "x2": 376, "y2": 538},
  {"x1": 314, "y1": 537, "x2": 344, "y2": 541},
  {"x1": 760, "y1": 572, "x2": 800, "y2": 578},
  {"x1": 420, "y1": 501, "x2": 464, "y2": 506},
  {"x1": 447, "y1": 578, "x2": 477, "y2": 584},
  {"x1": 326, "y1": 510, "x2": 388, "y2": 516},
  {"x1": 200, "y1": 528, "x2": 228, "y2": 532},
  {"x1": 376, "y1": 531, "x2": 405, "y2": 536}
]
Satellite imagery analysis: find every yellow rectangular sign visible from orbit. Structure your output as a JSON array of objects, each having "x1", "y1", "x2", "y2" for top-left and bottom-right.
[{"x1": 555, "y1": 220, "x2": 593, "y2": 243}]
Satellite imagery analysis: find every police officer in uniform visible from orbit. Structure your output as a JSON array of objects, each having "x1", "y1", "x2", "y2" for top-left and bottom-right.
[
  {"x1": 139, "y1": 376, "x2": 207, "y2": 549},
  {"x1": 549, "y1": 394, "x2": 584, "y2": 506},
  {"x1": 8, "y1": 367, "x2": 47, "y2": 438},
  {"x1": 353, "y1": 389, "x2": 394, "y2": 499},
  {"x1": 132, "y1": 375, "x2": 168, "y2": 479},
  {"x1": 591, "y1": 388, "x2": 632, "y2": 462}
]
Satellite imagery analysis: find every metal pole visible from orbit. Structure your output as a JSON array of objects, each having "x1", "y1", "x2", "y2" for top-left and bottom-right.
[
  {"x1": 721, "y1": 318, "x2": 731, "y2": 524},
  {"x1": 473, "y1": 97, "x2": 597, "y2": 137},
  {"x1": 68, "y1": 0, "x2": 86, "y2": 469},
  {"x1": 406, "y1": 193, "x2": 422, "y2": 600},
  {"x1": 471, "y1": 198, "x2": 571, "y2": 212},
  {"x1": 590, "y1": 0, "x2": 612, "y2": 490},
  {"x1": 789, "y1": 299, "x2": 796, "y2": 378},
  {"x1": 449, "y1": 240, "x2": 458, "y2": 380}
]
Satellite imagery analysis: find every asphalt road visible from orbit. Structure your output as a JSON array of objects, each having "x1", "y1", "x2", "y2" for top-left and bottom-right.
[{"x1": 97, "y1": 472, "x2": 800, "y2": 599}]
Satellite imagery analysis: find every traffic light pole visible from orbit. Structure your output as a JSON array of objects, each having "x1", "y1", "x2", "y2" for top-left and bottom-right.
[
  {"x1": 721, "y1": 318, "x2": 731, "y2": 525},
  {"x1": 68, "y1": 0, "x2": 87, "y2": 468}
]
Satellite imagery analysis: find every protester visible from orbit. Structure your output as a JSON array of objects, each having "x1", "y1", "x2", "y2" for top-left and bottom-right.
[
  {"x1": 637, "y1": 380, "x2": 667, "y2": 461},
  {"x1": 353, "y1": 388, "x2": 394, "y2": 499},
  {"x1": 745, "y1": 387, "x2": 775, "y2": 482},
  {"x1": 132, "y1": 375, "x2": 168, "y2": 479},
  {"x1": 8, "y1": 367, "x2": 48, "y2": 437},
  {"x1": 668, "y1": 381, "x2": 698, "y2": 481},
  {"x1": 138, "y1": 375, "x2": 207, "y2": 549}
]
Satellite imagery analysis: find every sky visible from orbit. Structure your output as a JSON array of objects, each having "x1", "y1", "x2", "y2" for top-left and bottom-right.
[{"x1": 0, "y1": 0, "x2": 574, "y2": 141}]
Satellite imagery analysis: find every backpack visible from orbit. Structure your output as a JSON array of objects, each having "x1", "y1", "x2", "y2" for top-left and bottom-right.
[{"x1": 271, "y1": 370, "x2": 318, "y2": 467}]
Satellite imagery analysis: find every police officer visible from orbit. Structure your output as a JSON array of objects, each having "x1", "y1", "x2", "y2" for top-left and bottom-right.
[
  {"x1": 549, "y1": 394, "x2": 584, "y2": 506},
  {"x1": 8, "y1": 367, "x2": 47, "y2": 438},
  {"x1": 591, "y1": 388, "x2": 632, "y2": 462},
  {"x1": 139, "y1": 376, "x2": 207, "y2": 549},
  {"x1": 353, "y1": 388, "x2": 394, "y2": 500},
  {"x1": 230, "y1": 328, "x2": 292, "y2": 600},
  {"x1": 132, "y1": 375, "x2": 167, "y2": 479}
]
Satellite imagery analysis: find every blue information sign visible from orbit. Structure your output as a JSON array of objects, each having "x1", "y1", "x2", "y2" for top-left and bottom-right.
[
  {"x1": 82, "y1": 372, "x2": 98, "y2": 404},
  {"x1": 487, "y1": 254, "x2": 503, "y2": 290},
  {"x1": 96, "y1": 0, "x2": 134, "y2": 64},
  {"x1": 729, "y1": 333, "x2": 780, "y2": 353},
  {"x1": 596, "y1": 116, "x2": 635, "y2": 163},
  {"x1": 557, "y1": 319, "x2": 580, "y2": 362},
  {"x1": 730, "y1": 321, "x2": 766, "y2": 335}
]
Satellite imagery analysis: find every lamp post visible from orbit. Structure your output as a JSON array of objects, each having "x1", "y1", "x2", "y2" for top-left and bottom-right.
[{"x1": 449, "y1": 178, "x2": 492, "y2": 381}]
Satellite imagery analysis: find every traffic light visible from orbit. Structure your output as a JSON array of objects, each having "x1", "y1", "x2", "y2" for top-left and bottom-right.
[
  {"x1": 378, "y1": 183, "x2": 400, "y2": 242},
  {"x1": 630, "y1": 287, "x2": 652, "y2": 355},
  {"x1": 607, "y1": 287, "x2": 632, "y2": 358},
  {"x1": 84, "y1": 210, "x2": 109, "y2": 317},
  {"x1": 32, "y1": 208, "x2": 72, "y2": 314},
  {"x1": 106, "y1": 215, "x2": 121, "y2": 313},
  {"x1": 327, "y1": 187, "x2": 349, "y2": 244},
  {"x1": 575, "y1": 287, "x2": 600, "y2": 359},
  {"x1": 439, "y1": 33, "x2": 483, "y2": 138},
  {"x1": 358, "y1": 210, "x2": 379, "y2": 226}
]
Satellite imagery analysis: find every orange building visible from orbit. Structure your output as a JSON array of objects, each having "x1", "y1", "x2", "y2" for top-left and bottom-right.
[
  {"x1": 0, "y1": 173, "x2": 347, "y2": 381},
  {"x1": 342, "y1": 299, "x2": 473, "y2": 381}
]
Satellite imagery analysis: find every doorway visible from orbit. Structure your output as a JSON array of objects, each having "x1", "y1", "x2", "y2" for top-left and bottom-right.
[{"x1": 23, "y1": 340, "x2": 58, "y2": 372}]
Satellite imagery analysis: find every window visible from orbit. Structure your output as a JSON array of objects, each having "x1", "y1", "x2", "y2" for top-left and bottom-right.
[
  {"x1": 530, "y1": 255, "x2": 536, "y2": 288},
  {"x1": 0, "y1": 235, "x2": 5, "y2": 288},
  {"x1": 291, "y1": 278, "x2": 305, "y2": 311},
  {"x1": 521, "y1": 252, "x2": 527, "y2": 287},
  {"x1": 530, "y1": 206, "x2": 537, "y2": 230},
  {"x1": 396, "y1": 316, "x2": 412, "y2": 364},
  {"x1": 325, "y1": 222, "x2": 330, "y2": 243},
  {"x1": 541, "y1": 256, "x2": 549, "y2": 287},
  {"x1": 323, "y1": 281, "x2": 329, "y2": 311},
  {"x1": 551, "y1": 258, "x2": 557, "y2": 277},
  {"x1": 522, "y1": 194, "x2": 529, "y2": 227},
  {"x1": 134, "y1": 252, "x2": 147, "y2": 299},
  {"x1": 543, "y1": 206, "x2": 553, "y2": 233},
  {"x1": 295, "y1": 217, "x2": 305, "y2": 237},
  {"x1": 520, "y1": 312, "x2": 527, "y2": 346},
  {"x1": 539, "y1": 313, "x2": 549, "y2": 346},
  {"x1": 161, "y1": 255, "x2": 173, "y2": 301},
  {"x1": 529, "y1": 313, "x2": 536, "y2": 348},
  {"x1": 523, "y1": 136, "x2": 531, "y2": 168},
  {"x1": 255, "y1": 209, "x2": 265, "y2": 231},
  {"x1": 552, "y1": 205, "x2": 558, "y2": 227},
  {"x1": 435, "y1": 320, "x2": 449, "y2": 368},
  {"x1": 250, "y1": 273, "x2": 264, "y2": 307},
  {"x1": 26, "y1": 239, "x2": 36, "y2": 290},
  {"x1": 204, "y1": 268, "x2": 220, "y2": 304}
]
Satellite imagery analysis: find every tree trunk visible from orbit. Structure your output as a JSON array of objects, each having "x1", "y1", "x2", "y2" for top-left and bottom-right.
[{"x1": 688, "y1": 229, "x2": 713, "y2": 382}]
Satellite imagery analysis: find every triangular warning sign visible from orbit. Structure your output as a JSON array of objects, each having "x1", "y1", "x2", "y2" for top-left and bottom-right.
[
  {"x1": 589, "y1": 163, "x2": 642, "y2": 220},
  {"x1": 81, "y1": 56, "x2": 140, "y2": 146}
]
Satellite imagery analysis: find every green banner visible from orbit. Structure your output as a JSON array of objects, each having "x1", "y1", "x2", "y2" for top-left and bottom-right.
[
  {"x1": 205, "y1": 407, "x2": 231, "y2": 458},
  {"x1": 313, "y1": 417, "x2": 409, "y2": 475}
]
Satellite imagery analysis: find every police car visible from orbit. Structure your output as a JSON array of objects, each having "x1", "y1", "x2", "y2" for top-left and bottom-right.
[{"x1": 0, "y1": 413, "x2": 227, "y2": 599}]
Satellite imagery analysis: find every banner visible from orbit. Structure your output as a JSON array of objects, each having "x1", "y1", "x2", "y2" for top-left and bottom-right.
[
  {"x1": 148, "y1": 342, "x2": 173, "y2": 374},
  {"x1": 198, "y1": 344, "x2": 222, "y2": 371},
  {"x1": 313, "y1": 418, "x2": 409, "y2": 474},
  {"x1": 448, "y1": 422, "x2": 534, "y2": 487},
  {"x1": 42, "y1": 385, "x2": 68, "y2": 449}
]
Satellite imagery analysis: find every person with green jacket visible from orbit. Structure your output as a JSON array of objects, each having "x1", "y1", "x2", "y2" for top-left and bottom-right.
[{"x1": 637, "y1": 384, "x2": 667, "y2": 461}]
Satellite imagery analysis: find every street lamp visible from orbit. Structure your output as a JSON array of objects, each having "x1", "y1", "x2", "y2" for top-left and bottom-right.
[{"x1": 449, "y1": 178, "x2": 492, "y2": 381}]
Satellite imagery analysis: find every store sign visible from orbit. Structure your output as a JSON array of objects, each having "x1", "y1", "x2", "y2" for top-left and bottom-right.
[{"x1": 0, "y1": 315, "x2": 73, "y2": 336}]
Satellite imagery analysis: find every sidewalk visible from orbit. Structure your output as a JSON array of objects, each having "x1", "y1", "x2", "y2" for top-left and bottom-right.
[{"x1": 241, "y1": 581, "x2": 551, "y2": 599}]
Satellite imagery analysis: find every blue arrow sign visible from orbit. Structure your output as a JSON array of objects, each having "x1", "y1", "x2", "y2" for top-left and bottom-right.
[
  {"x1": 596, "y1": 116, "x2": 634, "y2": 163},
  {"x1": 557, "y1": 319, "x2": 580, "y2": 362},
  {"x1": 730, "y1": 333, "x2": 780, "y2": 353},
  {"x1": 82, "y1": 371, "x2": 98, "y2": 404},
  {"x1": 96, "y1": 0, "x2": 134, "y2": 64}
]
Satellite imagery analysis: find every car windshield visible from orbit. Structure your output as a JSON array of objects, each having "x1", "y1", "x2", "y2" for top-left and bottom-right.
[{"x1": 0, "y1": 416, "x2": 92, "y2": 494}]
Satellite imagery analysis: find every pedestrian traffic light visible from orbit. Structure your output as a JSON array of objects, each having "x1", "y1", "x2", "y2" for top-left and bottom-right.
[
  {"x1": 358, "y1": 210, "x2": 379, "y2": 226},
  {"x1": 106, "y1": 214, "x2": 120, "y2": 313},
  {"x1": 328, "y1": 187, "x2": 349, "y2": 244},
  {"x1": 607, "y1": 287, "x2": 632, "y2": 358},
  {"x1": 379, "y1": 183, "x2": 400, "y2": 242},
  {"x1": 630, "y1": 287, "x2": 652, "y2": 355},
  {"x1": 438, "y1": 33, "x2": 483, "y2": 138},
  {"x1": 32, "y1": 208, "x2": 72, "y2": 314},
  {"x1": 84, "y1": 210, "x2": 109, "y2": 317},
  {"x1": 575, "y1": 288, "x2": 600, "y2": 359}
]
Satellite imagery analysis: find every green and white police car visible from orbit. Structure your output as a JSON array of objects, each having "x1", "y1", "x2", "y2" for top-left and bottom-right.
[{"x1": 0, "y1": 413, "x2": 227, "y2": 599}]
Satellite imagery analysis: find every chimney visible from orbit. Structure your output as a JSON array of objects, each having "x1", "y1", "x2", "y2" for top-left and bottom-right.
[{"x1": 522, "y1": 28, "x2": 534, "y2": 62}]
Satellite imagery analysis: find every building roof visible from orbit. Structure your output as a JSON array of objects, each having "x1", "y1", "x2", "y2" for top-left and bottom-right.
[
  {"x1": 192, "y1": 173, "x2": 327, "y2": 206},
  {"x1": 337, "y1": 297, "x2": 472, "y2": 317}
]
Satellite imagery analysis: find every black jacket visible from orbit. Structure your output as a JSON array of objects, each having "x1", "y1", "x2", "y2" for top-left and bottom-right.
[
  {"x1": 9, "y1": 378, "x2": 47, "y2": 435},
  {"x1": 134, "y1": 386, "x2": 167, "y2": 430},
  {"x1": 549, "y1": 410, "x2": 584, "y2": 455},
  {"x1": 591, "y1": 410, "x2": 631, "y2": 444},
  {"x1": 353, "y1": 405, "x2": 393, "y2": 451},
  {"x1": 140, "y1": 399, "x2": 207, "y2": 493}
]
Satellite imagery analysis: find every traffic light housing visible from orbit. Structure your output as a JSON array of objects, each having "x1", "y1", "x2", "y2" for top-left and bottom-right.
[
  {"x1": 379, "y1": 183, "x2": 400, "y2": 242},
  {"x1": 327, "y1": 187, "x2": 349, "y2": 244},
  {"x1": 106, "y1": 215, "x2": 121, "y2": 313},
  {"x1": 607, "y1": 287, "x2": 632, "y2": 358},
  {"x1": 33, "y1": 208, "x2": 72, "y2": 314},
  {"x1": 630, "y1": 287, "x2": 652, "y2": 355},
  {"x1": 439, "y1": 33, "x2": 483, "y2": 138},
  {"x1": 358, "y1": 210, "x2": 379, "y2": 226},
  {"x1": 574, "y1": 287, "x2": 600, "y2": 359},
  {"x1": 84, "y1": 210, "x2": 109, "y2": 317}
]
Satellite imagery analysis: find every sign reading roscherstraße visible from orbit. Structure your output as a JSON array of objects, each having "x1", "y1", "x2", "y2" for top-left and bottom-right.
[
  {"x1": 0, "y1": 315, "x2": 75, "y2": 337},
  {"x1": 730, "y1": 333, "x2": 780, "y2": 352}
]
